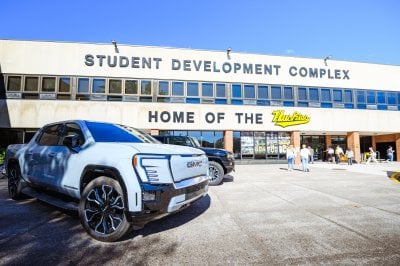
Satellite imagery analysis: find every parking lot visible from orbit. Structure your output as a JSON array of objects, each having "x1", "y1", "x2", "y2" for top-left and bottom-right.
[{"x1": 1, "y1": 162, "x2": 400, "y2": 265}]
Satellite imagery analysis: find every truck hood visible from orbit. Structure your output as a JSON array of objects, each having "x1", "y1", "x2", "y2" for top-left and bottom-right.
[{"x1": 121, "y1": 143, "x2": 205, "y2": 155}]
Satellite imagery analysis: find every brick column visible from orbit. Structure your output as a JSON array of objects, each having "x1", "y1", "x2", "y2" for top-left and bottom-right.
[
  {"x1": 291, "y1": 131, "x2": 301, "y2": 164},
  {"x1": 396, "y1": 134, "x2": 400, "y2": 162},
  {"x1": 347, "y1": 132, "x2": 361, "y2": 163},
  {"x1": 224, "y1": 130, "x2": 233, "y2": 152}
]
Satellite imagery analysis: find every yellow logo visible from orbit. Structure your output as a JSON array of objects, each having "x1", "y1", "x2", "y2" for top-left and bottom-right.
[{"x1": 272, "y1": 110, "x2": 310, "y2": 128}]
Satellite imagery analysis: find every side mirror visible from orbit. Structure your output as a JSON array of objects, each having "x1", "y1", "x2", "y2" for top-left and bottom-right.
[{"x1": 63, "y1": 134, "x2": 81, "y2": 152}]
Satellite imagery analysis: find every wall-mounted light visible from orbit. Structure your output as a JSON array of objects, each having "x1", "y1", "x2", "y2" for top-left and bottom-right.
[
  {"x1": 227, "y1": 47, "x2": 232, "y2": 56},
  {"x1": 111, "y1": 40, "x2": 119, "y2": 53},
  {"x1": 324, "y1": 55, "x2": 332, "y2": 66}
]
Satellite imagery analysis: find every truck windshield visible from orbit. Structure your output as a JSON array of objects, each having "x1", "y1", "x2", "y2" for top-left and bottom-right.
[
  {"x1": 85, "y1": 121, "x2": 159, "y2": 143},
  {"x1": 191, "y1": 137, "x2": 202, "y2": 148}
]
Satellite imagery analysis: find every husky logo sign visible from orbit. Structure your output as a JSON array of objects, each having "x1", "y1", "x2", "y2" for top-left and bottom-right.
[{"x1": 272, "y1": 110, "x2": 310, "y2": 128}]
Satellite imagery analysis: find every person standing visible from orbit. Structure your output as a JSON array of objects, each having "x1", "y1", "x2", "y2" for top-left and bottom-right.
[
  {"x1": 308, "y1": 145, "x2": 314, "y2": 164},
  {"x1": 335, "y1": 145, "x2": 344, "y2": 164},
  {"x1": 286, "y1": 144, "x2": 296, "y2": 171},
  {"x1": 300, "y1": 144, "x2": 311, "y2": 172},
  {"x1": 387, "y1": 145, "x2": 395, "y2": 162},
  {"x1": 346, "y1": 148, "x2": 354, "y2": 165},
  {"x1": 366, "y1": 147, "x2": 378, "y2": 165}
]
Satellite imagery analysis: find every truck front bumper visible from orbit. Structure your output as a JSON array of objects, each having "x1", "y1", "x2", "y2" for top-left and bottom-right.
[{"x1": 127, "y1": 176, "x2": 209, "y2": 226}]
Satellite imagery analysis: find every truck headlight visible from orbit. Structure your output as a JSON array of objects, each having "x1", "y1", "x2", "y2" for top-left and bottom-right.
[{"x1": 133, "y1": 154, "x2": 173, "y2": 183}]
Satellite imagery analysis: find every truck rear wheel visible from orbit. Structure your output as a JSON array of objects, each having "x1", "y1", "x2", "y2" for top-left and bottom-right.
[
  {"x1": 8, "y1": 164, "x2": 23, "y2": 200},
  {"x1": 208, "y1": 161, "x2": 224, "y2": 186},
  {"x1": 79, "y1": 176, "x2": 131, "y2": 242}
]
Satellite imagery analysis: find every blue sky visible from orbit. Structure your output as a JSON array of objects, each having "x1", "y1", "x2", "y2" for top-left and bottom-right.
[{"x1": 1, "y1": 0, "x2": 399, "y2": 65}]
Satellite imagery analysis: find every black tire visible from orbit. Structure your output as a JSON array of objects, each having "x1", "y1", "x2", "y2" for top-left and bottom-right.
[
  {"x1": 208, "y1": 161, "x2": 224, "y2": 186},
  {"x1": 8, "y1": 164, "x2": 23, "y2": 200},
  {"x1": 79, "y1": 176, "x2": 131, "y2": 242}
]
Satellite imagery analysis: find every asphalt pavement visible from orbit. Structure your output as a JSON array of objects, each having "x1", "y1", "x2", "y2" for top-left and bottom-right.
[{"x1": 1, "y1": 161, "x2": 400, "y2": 265}]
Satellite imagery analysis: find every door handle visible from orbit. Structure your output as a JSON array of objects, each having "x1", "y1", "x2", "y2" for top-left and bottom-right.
[{"x1": 48, "y1": 153, "x2": 56, "y2": 157}]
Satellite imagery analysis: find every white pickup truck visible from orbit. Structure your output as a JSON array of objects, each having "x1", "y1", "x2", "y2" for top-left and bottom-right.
[{"x1": 5, "y1": 120, "x2": 209, "y2": 242}]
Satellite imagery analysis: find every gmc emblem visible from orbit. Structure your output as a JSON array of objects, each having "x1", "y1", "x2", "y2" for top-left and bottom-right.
[{"x1": 187, "y1": 160, "x2": 203, "y2": 168}]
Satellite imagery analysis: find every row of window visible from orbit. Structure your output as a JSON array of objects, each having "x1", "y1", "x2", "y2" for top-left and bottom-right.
[{"x1": 3, "y1": 74, "x2": 400, "y2": 110}]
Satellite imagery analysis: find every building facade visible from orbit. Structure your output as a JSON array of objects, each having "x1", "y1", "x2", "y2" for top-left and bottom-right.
[{"x1": 1, "y1": 39, "x2": 400, "y2": 162}]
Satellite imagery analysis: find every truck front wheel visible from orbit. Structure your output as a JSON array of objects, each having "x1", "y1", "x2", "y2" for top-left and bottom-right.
[
  {"x1": 8, "y1": 164, "x2": 23, "y2": 200},
  {"x1": 208, "y1": 161, "x2": 224, "y2": 186},
  {"x1": 79, "y1": 176, "x2": 131, "y2": 242}
]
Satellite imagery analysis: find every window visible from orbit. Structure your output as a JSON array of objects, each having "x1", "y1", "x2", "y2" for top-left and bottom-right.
[
  {"x1": 257, "y1": 85, "x2": 268, "y2": 99},
  {"x1": 332, "y1": 89, "x2": 342, "y2": 102},
  {"x1": 78, "y1": 78, "x2": 89, "y2": 93},
  {"x1": 25, "y1": 77, "x2": 39, "y2": 92},
  {"x1": 357, "y1": 90, "x2": 366, "y2": 103},
  {"x1": 244, "y1": 84, "x2": 255, "y2": 99},
  {"x1": 367, "y1": 91, "x2": 376, "y2": 104},
  {"x1": 41, "y1": 77, "x2": 56, "y2": 92},
  {"x1": 59, "y1": 77, "x2": 71, "y2": 93},
  {"x1": 201, "y1": 82, "x2": 213, "y2": 97},
  {"x1": 377, "y1": 91, "x2": 386, "y2": 104},
  {"x1": 38, "y1": 124, "x2": 62, "y2": 146},
  {"x1": 172, "y1": 81, "x2": 184, "y2": 96},
  {"x1": 92, "y1": 79, "x2": 105, "y2": 93},
  {"x1": 321, "y1": 89, "x2": 331, "y2": 101},
  {"x1": 63, "y1": 123, "x2": 85, "y2": 146},
  {"x1": 125, "y1": 80, "x2": 138, "y2": 94},
  {"x1": 231, "y1": 84, "x2": 242, "y2": 98},
  {"x1": 141, "y1": 80, "x2": 152, "y2": 95},
  {"x1": 158, "y1": 81, "x2": 169, "y2": 95},
  {"x1": 215, "y1": 83, "x2": 226, "y2": 98},
  {"x1": 309, "y1": 88, "x2": 319, "y2": 101},
  {"x1": 298, "y1": 87, "x2": 307, "y2": 101},
  {"x1": 344, "y1": 89, "x2": 353, "y2": 103},
  {"x1": 109, "y1": 79, "x2": 122, "y2": 94},
  {"x1": 387, "y1": 92, "x2": 396, "y2": 105},
  {"x1": 283, "y1": 86, "x2": 293, "y2": 100},
  {"x1": 7, "y1": 76, "x2": 21, "y2": 91},
  {"x1": 271, "y1": 86, "x2": 281, "y2": 100},
  {"x1": 187, "y1": 82, "x2": 199, "y2": 96}
]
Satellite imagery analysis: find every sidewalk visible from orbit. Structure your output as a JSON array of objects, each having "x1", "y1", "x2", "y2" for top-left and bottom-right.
[{"x1": 310, "y1": 161, "x2": 400, "y2": 177}]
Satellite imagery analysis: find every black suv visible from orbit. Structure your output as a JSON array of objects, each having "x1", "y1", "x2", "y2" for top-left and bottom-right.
[{"x1": 153, "y1": 135, "x2": 235, "y2": 185}]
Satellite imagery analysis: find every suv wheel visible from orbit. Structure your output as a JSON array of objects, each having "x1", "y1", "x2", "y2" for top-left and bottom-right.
[
  {"x1": 8, "y1": 164, "x2": 23, "y2": 200},
  {"x1": 208, "y1": 161, "x2": 224, "y2": 186},
  {"x1": 79, "y1": 176, "x2": 131, "y2": 242}
]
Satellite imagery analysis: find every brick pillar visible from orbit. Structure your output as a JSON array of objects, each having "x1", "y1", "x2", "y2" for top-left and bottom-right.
[
  {"x1": 325, "y1": 135, "x2": 332, "y2": 148},
  {"x1": 291, "y1": 131, "x2": 301, "y2": 164},
  {"x1": 396, "y1": 134, "x2": 400, "y2": 162},
  {"x1": 224, "y1": 130, "x2": 233, "y2": 152},
  {"x1": 347, "y1": 132, "x2": 361, "y2": 163},
  {"x1": 150, "y1": 129, "x2": 159, "y2": 136}
]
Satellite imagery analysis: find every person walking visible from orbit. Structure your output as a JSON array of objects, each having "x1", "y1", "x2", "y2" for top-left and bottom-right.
[
  {"x1": 346, "y1": 148, "x2": 354, "y2": 165},
  {"x1": 286, "y1": 144, "x2": 296, "y2": 171},
  {"x1": 366, "y1": 147, "x2": 378, "y2": 165},
  {"x1": 300, "y1": 144, "x2": 311, "y2": 172},
  {"x1": 327, "y1": 146, "x2": 334, "y2": 162},
  {"x1": 387, "y1": 145, "x2": 395, "y2": 162}
]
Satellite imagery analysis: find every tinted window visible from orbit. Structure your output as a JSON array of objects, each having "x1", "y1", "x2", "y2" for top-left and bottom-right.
[
  {"x1": 201, "y1": 83, "x2": 213, "y2": 97},
  {"x1": 271, "y1": 86, "x2": 281, "y2": 100},
  {"x1": 215, "y1": 83, "x2": 226, "y2": 98},
  {"x1": 187, "y1": 82, "x2": 199, "y2": 96},
  {"x1": 387, "y1": 92, "x2": 396, "y2": 105},
  {"x1": 92, "y1": 79, "x2": 105, "y2": 93},
  {"x1": 283, "y1": 86, "x2": 293, "y2": 100},
  {"x1": 25, "y1": 77, "x2": 38, "y2": 92},
  {"x1": 321, "y1": 89, "x2": 331, "y2": 101},
  {"x1": 309, "y1": 88, "x2": 319, "y2": 101},
  {"x1": 63, "y1": 123, "x2": 85, "y2": 146},
  {"x1": 367, "y1": 91, "x2": 376, "y2": 104},
  {"x1": 7, "y1": 76, "x2": 21, "y2": 91},
  {"x1": 141, "y1": 80, "x2": 152, "y2": 95},
  {"x1": 298, "y1": 87, "x2": 307, "y2": 101},
  {"x1": 172, "y1": 81, "x2": 184, "y2": 96},
  {"x1": 109, "y1": 79, "x2": 122, "y2": 94},
  {"x1": 158, "y1": 81, "x2": 169, "y2": 95},
  {"x1": 38, "y1": 124, "x2": 62, "y2": 146},
  {"x1": 357, "y1": 90, "x2": 365, "y2": 103},
  {"x1": 125, "y1": 80, "x2": 138, "y2": 94},
  {"x1": 333, "y1": 89, "x2": 342, "y2": 102},
  {"x1": 86, "y1": 122, "x2": 157, "y2": 143},
  {"x1": 59, "y1": 77, "x2": 71, "y2": 93},
  {"x1": 377, "y1": 91, "x2": 386, "y2": 104},
  {"x1": 78, "y1": 78, "x2": 89, "y2": 93},
  {"x1": 344, "y1": 90, "x2": 353, "y2": 102},
  {"x1": 232, "y1": 84, "x2": 242, "y2": 98},
  {"x1": 257, "y1": 85, "x2": 268, "y2": 99},
  {"x1": 42, "y1": 77, "x2": 56, "y2": 92},
  {"x1": 244, "y1": 84, "x2": 255, "y2": 99}
]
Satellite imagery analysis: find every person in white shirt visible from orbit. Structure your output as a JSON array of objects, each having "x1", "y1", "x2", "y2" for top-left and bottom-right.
[
  {"x1": 300, "y1": 144, "x2": 311, "y2": 172},
  {"x1": 366, "y1": 147, "x2": 378, "y2": 165}
]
